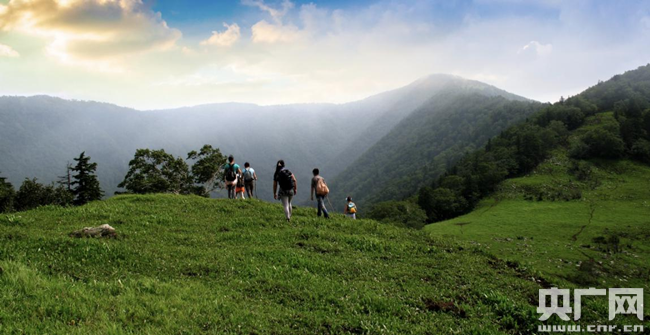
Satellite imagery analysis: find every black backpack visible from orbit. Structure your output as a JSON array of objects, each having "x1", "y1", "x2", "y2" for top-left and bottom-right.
[
  {"x1": 277, "y1": 168, "x2": 294, "y2": 191},
  {"x1": 225, "y1": 164, "x2": 237, "y2": 182}
]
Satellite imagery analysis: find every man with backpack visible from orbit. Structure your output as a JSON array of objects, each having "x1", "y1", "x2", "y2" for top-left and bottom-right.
[
  {"x1": 310, "y1": 168, "x2": 330, "y2": 219},
  {"x1": 273, "y1": 160, "x2": 297, "y2": 222},
  {"x1": 243, "y1": 162, "x2": 258, "y2": 199},
  {"x1": 222, "y1": 155, "x2": 242, "y2": 199}
]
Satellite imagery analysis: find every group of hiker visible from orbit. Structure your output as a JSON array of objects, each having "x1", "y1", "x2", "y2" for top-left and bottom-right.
[
  {"x1": 222, "y1": 155, "x2": 357, "y2": 222},
  {"x1": 222, "y1": 155, "x2": 258, "y2": 199}
]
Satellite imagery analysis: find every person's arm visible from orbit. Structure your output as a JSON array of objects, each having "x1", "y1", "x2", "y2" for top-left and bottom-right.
[
  {"x1": 292, "y1": 174, "x2": 297, "y2": 195},
  {"x1": 253, "y1": 172, "x2": 258, "y2": 180},
  {"x1": 273, "y1": 180, "x2": 278, "y2": 199}
]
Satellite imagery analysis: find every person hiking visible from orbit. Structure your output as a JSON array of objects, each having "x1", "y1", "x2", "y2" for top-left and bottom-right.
[
  {"x1": 222, "y1": 155, "x2": 242, "y2": 199},
  {"x1": 310, "y1": 168, "x2": 330, "y2": 219},
  {"x1": 344, "y1": 196, "x2": 357, "y2": 219},
  {"x1": 273, "y1": 160, "x2": 297, "y2": 222},
  {"x1": 243, "y1": 162, "x2": 258, "y2": 199},
  {"x1": 235, "y1": 171, "x2": 246, "y2": 199}
]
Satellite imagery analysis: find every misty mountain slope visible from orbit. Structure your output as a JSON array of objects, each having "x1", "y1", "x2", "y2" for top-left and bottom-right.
[
  {"x1": 321, "y1": 74, "x2": 529, "y2": 177},
  {"x1": 327, "y1": 89, "x2": 543, "y2": 209},
  {"x1": 0, "y1": 75, "x2": 466, "y2": 199}
]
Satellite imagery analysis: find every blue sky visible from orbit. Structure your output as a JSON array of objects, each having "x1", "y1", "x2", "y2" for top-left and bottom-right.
[{"x1": 0, "y1": 0, "x2": 649, "y2": 109}]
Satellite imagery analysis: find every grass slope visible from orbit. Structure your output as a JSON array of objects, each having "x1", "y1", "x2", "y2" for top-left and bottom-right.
[
  {"x1": 426, "y1": 150, "x2": 650, "y2": 314},
  {"x1": 0, "y1": 195, "x2": 551, "y2": 334}
]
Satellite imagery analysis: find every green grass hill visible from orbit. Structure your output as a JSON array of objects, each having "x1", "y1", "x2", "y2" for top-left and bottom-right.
[
  {"x1": 426, "y1": 132, "x2": 650, "y2": 310},
  {"x1": 2, "y1": 193, "x2": 647, "y2": 333},
  {"x1": 0, "y1": 194, "x2": 591, "y2": 333}
]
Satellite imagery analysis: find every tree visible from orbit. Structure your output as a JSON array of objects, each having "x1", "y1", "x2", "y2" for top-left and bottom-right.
[
  {"x1": 569, "y1": 128, "x2": 625, "y2": 159},
  {"x1": 118, "y1": 149, "x2": 192, "y2": 194},
  {"x1": 186, "y1": 145, "x2": 227, "y2": 197},
  {"x1": 57, "y1": 162, "x2": 73, "y2": 192},
  {"x1": 368, "y1": 200, "x2": 427, "y2": 229},
  {"x1": 418, "y1": 187, "x2": 468, "y2": 222},
  {"x1": 0, "y1": 173, "x2": 15, "y2": 213},
  {"x1": 71, "y1": 152, "x2": 103, "y2": 205},
  {"x1": 14, "y1": 178, "x2": 73, "y2": 211}
]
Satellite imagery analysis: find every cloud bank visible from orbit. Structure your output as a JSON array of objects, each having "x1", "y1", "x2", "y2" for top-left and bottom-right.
[{"x1": 0, "y1": 0, "x2": 649, "y2": 109}]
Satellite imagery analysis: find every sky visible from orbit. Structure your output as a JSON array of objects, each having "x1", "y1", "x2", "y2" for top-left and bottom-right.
[{"x1": 0, "y1": 0, "x2": 649, "y2": 110}]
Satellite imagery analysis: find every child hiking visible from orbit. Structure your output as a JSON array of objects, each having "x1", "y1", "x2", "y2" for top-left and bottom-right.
[
  {"x1": 344, "y1": 196, "x2": 357, "y2": 219},
  {"x1": 273, "y1": 160, "x2": 297, "y2": 222},
  {"x1": 235, "y1": 171, "x2": 246, "y2": 199},
  {"x1": 223, "y1": 155, "x2": 242, "y2": 199},
  {"x1": 310, "y1": 168, "x2": 330, "y2": 219}
]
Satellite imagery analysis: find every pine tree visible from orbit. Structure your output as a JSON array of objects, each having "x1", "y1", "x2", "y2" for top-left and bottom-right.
[{"x1": 71, "y1": 152, "x2": 103, "y2": 205}]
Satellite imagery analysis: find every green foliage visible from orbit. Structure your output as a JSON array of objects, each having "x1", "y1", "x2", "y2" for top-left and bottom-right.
[
  {"x1": 329, "y1": 93, "x2": 543, "y2": 208},
  {"x1": 118, "y1": 146, "x2": 230, "y2": 197},
  {"x1": 71, "y1": 152, "x2": 103, "y2": 205},
  {"x1": 418, "y1": 187, "x2": 468, "y2": 222},
  {"x1": 118, "y1": 148, "x2": 193, "y2": 195},
  {"x1": 0, "y1": 174, "x2": 14, "y2": 213},
  {"x1": 367, "y1": 200, "x2": 427, "y2": 229},
  {"x1": 631, "y1": 138, "x2": 650, "y2": 163},
  {"x1": 14, "y1": 178, "x2": 73, "y2": 211},
  {"x1": 569, "y1": 128, "x2": 625, "y2": 159},
  {"x1": 186, "y1": 144, "x2": 227, "y2": 197}
]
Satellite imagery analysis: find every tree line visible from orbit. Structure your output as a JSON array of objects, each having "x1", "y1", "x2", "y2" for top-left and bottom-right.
[
  {"x1": 1, "y1": 152, "x2": 103, "y2": 212},
  {"x1": 0, "y1": 144, "x2": 229, "y2": 213}
]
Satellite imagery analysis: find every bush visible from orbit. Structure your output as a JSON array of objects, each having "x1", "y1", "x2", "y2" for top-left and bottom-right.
[
  {"x1": 368, "y1": 200, "x2": 427, "y2": 229},
  {"x1": 631, "y1": 139, "x2": 650, "y2": 164},
  {"x1": 0, "y1": 177, "x2": 15, "y2": 213},
  {"x1": 14, "y1": 178, "x2": 73, "y2": 211},
  {"x1": 569, "y1": 128, "x2": 625, "y2": 159}
]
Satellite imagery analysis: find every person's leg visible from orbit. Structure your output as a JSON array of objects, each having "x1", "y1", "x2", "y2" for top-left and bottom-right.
[
  {"x1": 316, "y1": 196, "x2": 322, "y2": 217},
  {"x1": 287, "y1": 195, "x2": 293, "y2": 219},
  {"x1": 317, "y1": 196, "x2": 329, "y2": 218},
  {"x1": 227, "y1": 184, "x2": 233, "y2": 199},
  {"x1": 281, "y1": 196, "x2": 292, "y2": 221},
  {"x1": 245, "y1": 182, "x2": 251, "y2": 198}
]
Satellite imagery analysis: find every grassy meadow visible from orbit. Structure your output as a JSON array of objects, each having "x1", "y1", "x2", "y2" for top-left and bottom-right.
[
  {"x1": 427, "y1": 153, "x2": 650, "y2": 318},
  {"x1": 2, "y1": 194, "x2": 549, "y2": 334}
]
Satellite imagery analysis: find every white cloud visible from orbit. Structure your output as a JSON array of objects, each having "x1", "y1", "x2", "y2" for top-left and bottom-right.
[
  {"x1": 519, "y1": 41, "x2": 553, "y2": 58},
  {"x1": 201, "y1": 23, "x2": 241, "y2": 47},
  {"x1": 0, "y1": 43, "x2": 19, "y2": 57},
  {"x1": 251, "y1": 20, "x2": 302, "y2": 43},
  {"x1": 242, "y1": 0, "x2": 293, "y2": 24},
  {"x1": 0, "y1": 0, "x2": 181, "y2": 66}
]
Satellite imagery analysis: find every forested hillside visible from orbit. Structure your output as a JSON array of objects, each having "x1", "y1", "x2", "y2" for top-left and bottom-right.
[
  {"x1": 367, "y1": 64, "x2": 650, "y2": 228},
  {"x1": 0, "y1": 75, "x2": 450, "y2": 200},
  {"x1": 328, "y1": 88, "x2": 541, "y2": 209}
]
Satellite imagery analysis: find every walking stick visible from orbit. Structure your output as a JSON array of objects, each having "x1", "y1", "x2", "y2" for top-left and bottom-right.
[{"x1": 326, "y1": 195, "x2": 334, "y2": 214}]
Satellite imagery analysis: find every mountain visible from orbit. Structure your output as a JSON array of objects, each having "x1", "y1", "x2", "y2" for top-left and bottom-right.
[
  {"x1": 326, "y1": 78, "x2": 542, "y2": 209},
  {"x1": 0, "y1": 74, "x2": 527, "y2": 202},
  {"x1": 0, "y1": 79, "x2": 433, "y2": 199}
]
